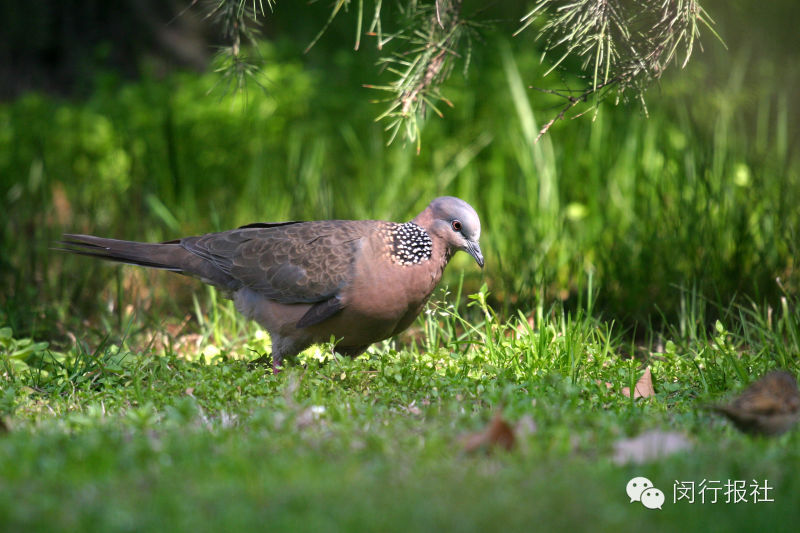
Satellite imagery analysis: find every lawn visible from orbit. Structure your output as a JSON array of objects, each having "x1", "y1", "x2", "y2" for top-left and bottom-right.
[{"x1": 2, "y1": 289, "x2": 799, "y2": 531}]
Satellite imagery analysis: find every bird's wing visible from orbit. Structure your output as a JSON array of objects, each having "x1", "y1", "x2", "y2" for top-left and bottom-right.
[{"x1": 180, "y1": 220, "x2": 370, "y2": 304}]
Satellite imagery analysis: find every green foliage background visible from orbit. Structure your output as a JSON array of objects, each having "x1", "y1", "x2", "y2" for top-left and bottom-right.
[
  {"x1": 0, "y1": 2, "x2": 800, "y2": 340},
  {"x1": 1, "y1": 0, "x2": 798, "y2": 341}
]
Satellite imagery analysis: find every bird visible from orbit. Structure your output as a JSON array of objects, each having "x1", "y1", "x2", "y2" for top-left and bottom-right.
[
  {"x1": 711, "y1": 370, "x2": 800, "y2": 436},
  {"x1": 59, "y1": 196, "x2": 483, "y2": 373}
]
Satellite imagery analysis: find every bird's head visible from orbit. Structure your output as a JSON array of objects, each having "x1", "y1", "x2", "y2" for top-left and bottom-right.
[{"x1": 415, "y1": 196, "x2": 483, "y2": 268}]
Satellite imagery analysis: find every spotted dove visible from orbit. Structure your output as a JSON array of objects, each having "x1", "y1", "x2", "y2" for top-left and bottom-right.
[{"x1": 60, "y1": 196, "x2": 483, "y2": 373}]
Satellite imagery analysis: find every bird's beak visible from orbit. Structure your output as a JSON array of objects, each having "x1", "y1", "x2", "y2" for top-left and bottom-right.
[{"x1": 466, "y1": 240, "x2": 484, "y2": 268}]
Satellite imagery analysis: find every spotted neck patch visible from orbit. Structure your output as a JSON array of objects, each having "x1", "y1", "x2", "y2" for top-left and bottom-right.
[{"x1": 388, "y1": 222, "x2": 433, "y2": 266}]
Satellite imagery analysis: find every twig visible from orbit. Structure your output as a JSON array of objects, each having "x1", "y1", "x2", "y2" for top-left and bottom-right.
[{"x1": 533, "y1": 75, "x2": 621, "y2": 142}]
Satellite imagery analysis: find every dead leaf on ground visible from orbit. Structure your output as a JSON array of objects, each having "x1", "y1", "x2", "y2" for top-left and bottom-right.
[
  {"x1": 461, "y1": 412, "x2": 516, "y2": 453},
  {"x1": 613, "y1": 430, "x2": 692, "y2": 465},
  {"x1": 710, "y1": 370, "x2": 800, "y2": 436},
  {"x1": 621, "y1": 367, "x2": 655, "y2": 399}
]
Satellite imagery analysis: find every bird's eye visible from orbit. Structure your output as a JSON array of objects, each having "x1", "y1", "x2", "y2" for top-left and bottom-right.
[{"x1": 451, "y1": 220, "x2": 462, "y2": 232}]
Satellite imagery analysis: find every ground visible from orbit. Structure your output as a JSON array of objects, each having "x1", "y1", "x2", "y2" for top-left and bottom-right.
[{"x1": 2, "y1": 293, "x2": 798, "y2": 531}]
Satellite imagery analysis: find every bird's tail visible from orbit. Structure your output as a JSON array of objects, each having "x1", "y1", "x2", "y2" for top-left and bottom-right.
[
  {"x1": 59, "y1": 234, "x2": 187, "y2": 270},
  {"x1": 57, "y1": 234, "x2": 235, "y2": 289}
]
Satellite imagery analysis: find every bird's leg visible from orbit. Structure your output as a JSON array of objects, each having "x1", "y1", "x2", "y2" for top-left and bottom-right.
[{"x1": 248, "y1": 335, "x2": 307, "y2": 374}]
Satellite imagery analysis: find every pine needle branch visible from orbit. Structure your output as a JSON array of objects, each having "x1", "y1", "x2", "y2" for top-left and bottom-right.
[{"x1": 519, "y1": 0, "x2": 723, "y2": 140}]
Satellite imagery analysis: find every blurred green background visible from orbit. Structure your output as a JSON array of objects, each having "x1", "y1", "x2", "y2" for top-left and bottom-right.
[{"x1": 0, "y1": 0, "x2": 798, "y2": 345}]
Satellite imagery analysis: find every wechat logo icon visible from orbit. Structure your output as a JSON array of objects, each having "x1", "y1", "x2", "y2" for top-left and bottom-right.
[{"x1": 626, "y1": 477, "x2": 665, "y2": 510}]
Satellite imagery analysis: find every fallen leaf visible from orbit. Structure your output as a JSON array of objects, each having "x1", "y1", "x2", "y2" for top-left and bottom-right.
[
  {"x1": 595, "y1": 379, "x2": 614, "y2": 390},
  {"x1": 185, "y1": 387, "x2": 195, "y2": 397},
  {"x1": 613, "y1": 430, "x2": 692, "y2": 465},
  {"x1": 621, "y1": 367, "x2": 655, "y2": 399},
  {"x1": 710, "y1": 370, "x2": 800, "y2": 436},
  {"x1": 461, "y1": 412, "x2": 516, "y2": 453}
]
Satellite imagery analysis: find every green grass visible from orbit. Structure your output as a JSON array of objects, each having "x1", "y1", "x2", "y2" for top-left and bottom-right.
[{"x1": 2, "y1": 289, "x2": 800, "y2": 531}]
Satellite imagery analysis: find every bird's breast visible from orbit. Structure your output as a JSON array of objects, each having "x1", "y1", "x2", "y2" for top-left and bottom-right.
[{"x1": 345, "y1": 240, "x2": 449, "y2": 323}]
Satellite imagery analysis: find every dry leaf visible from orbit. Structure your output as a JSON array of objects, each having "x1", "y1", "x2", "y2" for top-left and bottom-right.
[
  {"x1": 711, "y1": 370, "x2": 799, "y2": 436},
  {"x1": 461, "y1": 412, "x2": 516, "y2": 453},
  {"x1": 613, "y1": 430, "x2": 692, "y2": 465},
  {"x1": 621, "y1": 367, "x2": 655, "y2": 399},
  {"x1": 595, "y1": 379, "x2": 614, "y2": 390}
]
